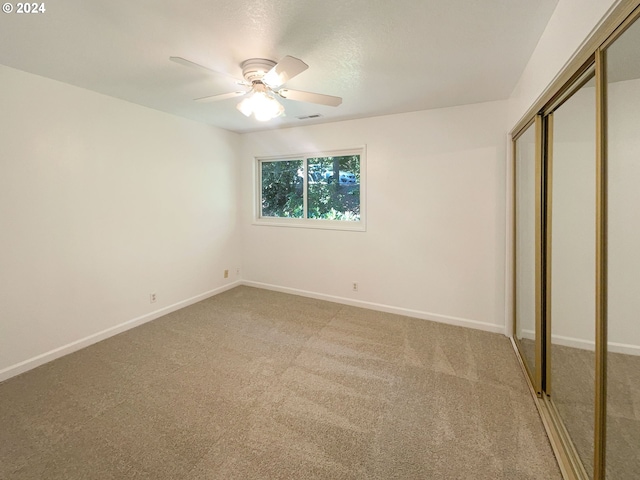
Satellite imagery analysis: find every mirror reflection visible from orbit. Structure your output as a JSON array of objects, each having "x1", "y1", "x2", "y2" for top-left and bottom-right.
[
  {"x1": 606, "y1": 16, "x2": 640, "y2": 480},
  {"x1": 515, "y1": 123, "x2": 537, "y2": 383},
  {"x1": 548, "y1": 75, "x2": 596, "y2": 478}
]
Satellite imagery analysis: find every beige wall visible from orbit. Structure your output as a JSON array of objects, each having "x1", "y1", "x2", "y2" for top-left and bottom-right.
[
  {"x1": 508, "y1": 0, "x2": 618, "y2": 127},
  {"x1": 506, "y1": 0, "x2": 622, "y2": 340},
  {"x1": 0, "y1": 65, "x2": 243, "y2": 379},
  {"x1": 608, "y1": 77, "x2": 640, "y2": 353},
  {"x1": 240, "y1": 102, "x2": 509, "y2": 333}
]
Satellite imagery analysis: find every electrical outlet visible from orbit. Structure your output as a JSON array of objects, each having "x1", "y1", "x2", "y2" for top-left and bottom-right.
[
  {"x1": 224, "y1": 269, "x2": 229, "y2": 278},
  {"x1": 150, "y1": 293, "x2": 156, "y2": 303},
  {"x1": 352, "y1": 282, "x2": 358, "y2": 292}
]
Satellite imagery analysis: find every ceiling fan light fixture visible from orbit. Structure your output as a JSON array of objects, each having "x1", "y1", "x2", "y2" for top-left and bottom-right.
[
  {"x1": 172, "y1": 55, "x2": 342, "y2": 121},
  {"x1": 236, "y1": 91, "x2": 284, "y2": 121},
  {"x1": 236, "y1": 97, "x2": 253, "y2": 117},
  {"x1": 262, "y1": 69, "x2": 284, "y2": 88}
]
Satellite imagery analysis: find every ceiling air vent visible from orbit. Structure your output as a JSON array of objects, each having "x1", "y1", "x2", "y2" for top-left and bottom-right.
[{"x1": 296, "y1": 114, "x2": 323, "y2": 120}]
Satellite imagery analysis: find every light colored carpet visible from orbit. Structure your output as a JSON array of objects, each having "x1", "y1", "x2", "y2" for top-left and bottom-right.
[
  {"x1": 519, "y1": 338, "x2": 640, "y2": 479},
  {"x1": 606, "y1": 349, "x2": 640, "y2": 479},
  {"x1": 0, "y1": 286, "x2": 560, "y2": 479},
  {"x1": 552, "y1": 343, "x2": 640, "y2": 480},
  {"x1": 550, "y1": 343, "x2": 596, "y2": 479}
]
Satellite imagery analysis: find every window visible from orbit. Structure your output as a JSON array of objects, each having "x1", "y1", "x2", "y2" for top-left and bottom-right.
[{"x1": 256, "y1": 148, "x2": 365, "y2": 230}]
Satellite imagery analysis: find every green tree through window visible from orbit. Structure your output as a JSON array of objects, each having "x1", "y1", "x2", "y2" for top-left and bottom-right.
[
  {"x1": 259, "y1": 151, "x2": 362, "y2": 224},
  {"x1": 307, "y1": 155, "x2": 360, "y2": 220},
  {"x1": 260, "y1": 160, "x2": 303, "y2": 218}
]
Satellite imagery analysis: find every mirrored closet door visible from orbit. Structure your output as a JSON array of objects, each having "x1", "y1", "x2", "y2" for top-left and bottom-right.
[
  {"x1": 511, "y1": 5, "x2": 640, "y2": 478},
  {"x1": 546, "y1": 70, "x2": 596, "y2": 479},
  {"x1": 514, "y1": 121, "x2": 540, "y2": 392},
  {"x1": 605, "y1": 14, "x2": 640, "y2": 479}
]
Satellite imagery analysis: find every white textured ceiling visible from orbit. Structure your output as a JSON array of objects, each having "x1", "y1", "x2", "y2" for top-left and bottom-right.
[{"x1": 0, "y1": 0, "x2": 559, "y2": 133}]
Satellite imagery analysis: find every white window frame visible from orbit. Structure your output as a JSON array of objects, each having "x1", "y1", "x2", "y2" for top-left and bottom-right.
[{"x1": 254, "y1": 147, "x2": 366, "y2": 231}]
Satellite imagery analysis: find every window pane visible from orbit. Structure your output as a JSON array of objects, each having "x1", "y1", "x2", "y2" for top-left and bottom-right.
[
  {"x1": 260, "y1": 160, "x2": 304, "y2": 218},
  {"x1": 307, "y1": 155, "x2": 360, "y2": 221}
]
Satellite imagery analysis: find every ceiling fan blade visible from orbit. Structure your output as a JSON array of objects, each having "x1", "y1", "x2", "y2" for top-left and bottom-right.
[
  {"x1": 278, "y1": 89, "x2": 342, "y2": 107},
  {"x1": 169, "y1": 56, "x2": 245, "y2": 83},
  {"x1": 263, "y1": 56, "x2": 309, "y2": 88},
  {"x1": 194, "y1": 91, "x2": 248, "y2": 103}
]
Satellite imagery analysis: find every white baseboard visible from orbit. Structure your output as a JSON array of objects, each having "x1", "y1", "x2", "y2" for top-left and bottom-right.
[
  {"x1": 608, "y1": 341, "x2": 640, "y2": 356},
  {"x1": 519, "y1": 329, "x2": 536, "y2": 341},
  {"x1": 518, "y1": 328, "x2": 640, "y2": 356},
  {"x1": 0, "y1": 281, "x2": 241, "y2": 383},
  {"x1": 242, "y1": 280, "x2": 506, "y2": 335}
]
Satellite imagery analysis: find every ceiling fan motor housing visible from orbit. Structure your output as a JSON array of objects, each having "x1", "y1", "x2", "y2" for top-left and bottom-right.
[
  {"x1": 241, "y1": 58, "x2": 277, "y2": 83},
  {"x1": 170, "y1": 54, "x2": 341, "y2": 108}
]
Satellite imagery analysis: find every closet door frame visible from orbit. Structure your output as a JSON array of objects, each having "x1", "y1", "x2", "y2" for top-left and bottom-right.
[
  {"x1": 511, "y1": 4, "x2": 640, "y2": 479},
  {"x1": 512, "y1": 116, "x2": 543, "y2": 396},
  {"x1": 542, "y1": 63, "x2": 596, "y2": 480}
]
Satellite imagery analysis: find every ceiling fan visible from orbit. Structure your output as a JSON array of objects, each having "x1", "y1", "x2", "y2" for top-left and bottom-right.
[{"x1": 170, "y1": 55, "x2": 342, "y2": 121}]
